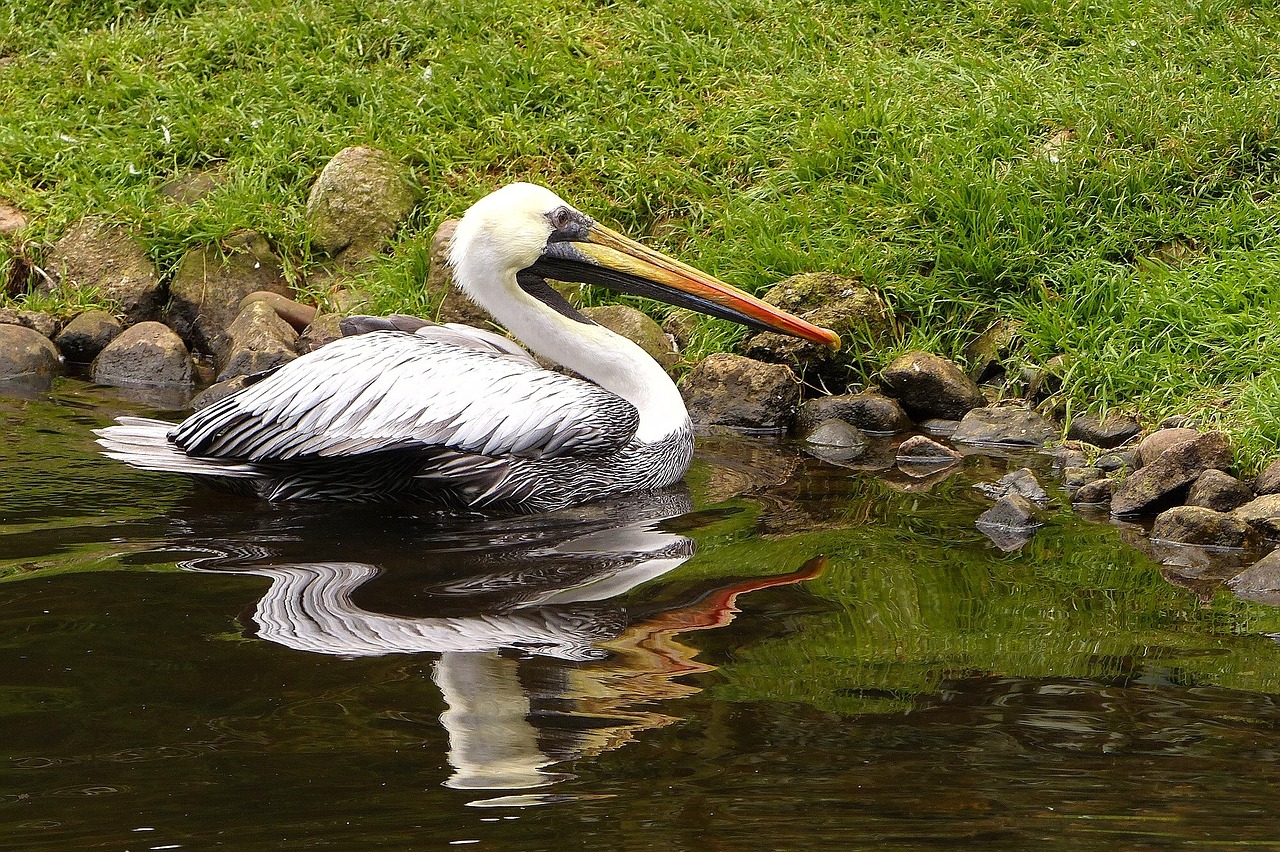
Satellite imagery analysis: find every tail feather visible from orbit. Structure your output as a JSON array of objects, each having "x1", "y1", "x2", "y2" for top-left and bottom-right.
[{"x1": 94, "y1": 416, "x2": 260, "y2": 478}]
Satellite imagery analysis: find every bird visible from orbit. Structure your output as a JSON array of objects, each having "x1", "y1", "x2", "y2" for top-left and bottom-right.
[{"x1": 96, "y1": 182, "x2": 839, "y2": 512}]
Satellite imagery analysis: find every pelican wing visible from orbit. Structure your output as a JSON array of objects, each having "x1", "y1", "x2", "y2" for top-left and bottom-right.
[{"x1": 171, "y1": 331, "x2": 639, "y2": 462}]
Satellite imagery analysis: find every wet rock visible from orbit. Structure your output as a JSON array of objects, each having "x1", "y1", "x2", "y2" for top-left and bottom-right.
[
  {"x1": 1227, "y1": 550, "x2": 1280, "y2": 605},
  {"x1": 805, "y1": 419, "x2": 869, "y2": 453},
  {"x1": 299, "y1": 313, "x2": 345, "y2": 353},
  {"x1": 306, "y1": 146, "x2": 417, "y2": 259},
  {"x1": 1136, "y1": 427, "x2": 1200, "y2": 468},
  {"x1": 1066, "y1": 413, "x2": 1141, "y2": 449},
  {"x1": 895, "y1": 434, "x2": 962, "y2": 465},
  {"x1": 741, "y1": 272, "x2": 891, "y2": 383},
  {"x1": 239, "y1": 291, "x2": 317, "y2": 332},
  {"x1": 1255, "y1": 459, "x2": 1280, "y2": 495},
  {"x1": 680, "y1": 353, "x2": 800, "y2": 429},
  {"x1": 962, "y1": 318, "x2": 1023, "y2": 382},
  {"x1": 48, "y1": 218, "x2": 163, "y2": 324},
  {"x1": 1096, "y1": 451, "x2": 1135, "y2": 473},
  {"x1": 1186, "y1": 469, "x2": 1253, "y2": 513},
  {"x1": 54, "y1": 310, "x2": 122, "y2": 363},
  {"x1": 0, "y1": 324, "x2": 62, "y2": 381},
  {"x1": 1111, "y1": 431, "x2": 1233, "y2": 516},
  {"x1": 1234, "y1": 495, "x2": 1280, "y2": 540},
  {"x1": 977, "y1": 494, "x2": 1045, "y2": 536},
  {"x1": 167, "y1": 231, "x2": 291, "y2": 360},
  {"x1": 191, "y1": 375, "x2": 252, "y2": 410},
  {"x1": 1152, "y1": 506, "x2": 1257, "y2": 549},
  {"x1": 1062, "y1": 466, "x2": 1104, "y2": 488},
  {"x1": 92, "y1": 321, "x2": 192, "y2": 387},
  {"x1": 795, "y1": 391, "x2": 912, "y2": 435},
  {"x1": 881, "y1": 352, "x2": 985, "y2": 420},
  {"x1": 1050, "y1": 445, "x2": 1088, "y2": 471},
  {"x1": 582, "y1": 304, "x2": 679, "y2": 371},
  {"x1": 951, "y1": 406, "x2": 1056, "y2": 448},
  {"x1": 0, "y1": 308, "x2": 58, "y2": 338},
  {"x1": 1072, "y1": 477, "x2": 1115, "y2": 506},
  {"x1": 918, "y1": 418, "x2": 960, "y2": 437},
  {"x1": 974, "y1": 467, "x2": 1051, "y2": 504},
  {"x1": 0, "y1": 200, "x2": 27, "y2": 234},
  {"x1": 218, "y1": 301, "x2": 299, "y2": 381}
]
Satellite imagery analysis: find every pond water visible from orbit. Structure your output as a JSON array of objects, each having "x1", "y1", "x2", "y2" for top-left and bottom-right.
[{"x1": 4, "y1": 379, "x2": 1280, "y2": 849}]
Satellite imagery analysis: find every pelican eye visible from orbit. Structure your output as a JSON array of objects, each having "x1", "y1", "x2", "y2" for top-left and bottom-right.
[{"x1": 550, "y1": 206, "x2": 574, "y2": 229}]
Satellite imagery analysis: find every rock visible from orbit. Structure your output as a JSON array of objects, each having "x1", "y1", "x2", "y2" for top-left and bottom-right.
[
  {"x1": 306, "y1": 146, "x2": 417, "y2": 259},
  {"x1": 680, "y1": 353, "x2": 800, "y2": 429},
  {"x1": 1028, "y1": 354, "x2": 1067, "y2": 401},
  {"x1": 740, "y1": 272, "x2": 891, "y2": 383},
  {"x1": 0, "y1": 324, "x2": 62, "y2": 381},
  {"x1": 1234, "y1": 495, "x2": 1280, "y2": 540},
  {"x1": 795, "y1": 391, "x2": 912, "y2": 436},
  {"x1": 92, "y1": 321, "x2": 192, "y2": 387},
  {"x1": 895, "y1": 434, "x2": 962, "y2": 465},
  {"x1": 662, "y1": 309, "x2": 698, "y2": 350},
  {"x1": 1072, "y1": 478, "x2": 1115, "y2": 506},
  {"x1": 0, "y1": 308, "x2": 58, "y2": 338},
  {"x1": 582, "y1": 304, "x2": 679, "y2": 371},
  {"x1": 299, "y1": 313, "x2": 345, "y2": 353},
  {"x1": 218, "y1": 301, "x2": 299, "y2": 380},
  {"x1": 1136, "y1": 427, "x2": 1200, "y2": 467},
  {"x1": 1050, "y1": 445, "x2": 1089, "y2": 470},
  {"x1": 191, "y1": 375, "x2": 253, "y2": 410},
  {"x1": 167, "y1": 231, "x2": 291, "y2": 360},
  {"x1": 239, "y1": 291, "x2": 317, "y2": 331},
  {"x1": 1227, "y1": 550, "x2": 1280, "y2": 605},
  {"x1": 974, "y1": 468, "x2": 1051, "y2": 504},
  {"x1": 1255, "y1": 458, "x2": 1280, "y2": 495},
  {"x1": 427, "y1": 219, "x2": 503, "y2": 328},
  {"x1": 48, "y1": 218, "x2": 163, "y2": 324},
  {"x1": 918, "y1": 418, "x2": 960, "y2": 437},
  {"x1": 159, "y1": 165, "x2": 229, "y2": 205},
  {"x1": 1096, "y1": 451, "x2": 1135, "y2": 473},
  {"x1": 0, "y1": 200, "x2": 27, "y2": 234},
  {"x1": 1152, "y1": 506, "x2": 1257, "y2": 549},
  {"x1": 880, "y1": 352, "x2": 986, "y2": 420},
  {"x1": 1111, "y1": 431, "x2": 1233, "y2": 516},
  {"x1": 1062, "y1": 466, "x2": 1104, "y2": 488},
  {"x1": 806, "y1": 419, "x2": 869, "y2": 452},
  {"x1": 1186, "y1": 470, "x2": 1253, "y2": 513},
  {"x1": 962, "y1": 318, "x2": 1023, "y2": 382},
  {"x1": 1066, "y1": 413, "x2": 1141, "y2": 449},
  {"x1": 55, "y1": 310, "x2": 122, "y2": 363},
  {"x1": 977, "y1": 493, "x2": 1045, "y2": 530},
  {"x1": 951, "y1": 406, "x2": 1057, "y2": 447}
]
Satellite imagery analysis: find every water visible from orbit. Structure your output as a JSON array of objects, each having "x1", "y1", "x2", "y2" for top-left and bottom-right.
[{"x1": 5, "y1": 379, "x2": 1280, "y2": 849}]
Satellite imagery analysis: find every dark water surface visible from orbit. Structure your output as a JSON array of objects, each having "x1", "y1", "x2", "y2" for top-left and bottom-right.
[{"x1": 5, "y1": 380, "x2": 1280, "y2": 849}]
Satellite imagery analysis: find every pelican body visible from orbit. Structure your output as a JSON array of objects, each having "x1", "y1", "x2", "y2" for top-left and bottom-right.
[{"x1": 97, "y1": 184, "x2": 839, "y2": 512}]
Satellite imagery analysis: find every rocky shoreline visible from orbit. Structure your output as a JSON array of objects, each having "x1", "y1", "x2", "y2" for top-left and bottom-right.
[{"x1": 4, "y1": 146, "x2": 1280, "y2": 604}]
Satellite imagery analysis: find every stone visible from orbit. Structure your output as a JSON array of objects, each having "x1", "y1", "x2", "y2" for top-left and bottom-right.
[
  {"x1": 974, "y1": 468, "x2": 1051, "y2": 504},
  {"x1": 1050, "y1": 445, "x2": 1089, "y2": 470},
  {"x1": 1255, "y1": 459, "x2": 1280, "y2": 495},
  {"x1": 159, "y1": 165, "x2": 229, "y2": 205},
  {"x1": 1062, "y1": 466, "x2": 1104, "y2": 488},
  {"x1": 0, "y1": 324, "x2": 62, "y2": 381},
  {"x1": 55, "y1": 310, "x2": 122, "y2": 363},
  {"x1": 740, "y1": 272, "x2": 892, "y2": 383},
  {"x1": 795, "y1": 391, "x2": 912, "y2": 435},
  {"x1": 92, "y1": 321, "x2": 192, "y2": 387},
  {"x1": 1234, "y1": 495, "x2": 1280, "y2": 540},
  {"x1": 299, "y1": 313, "x2": 346, "y2": 353},
  {"x1": 1136, "y1": 427, "x2": 1199, "y2": 468},
  {"x1": 1072, "y1": 478, "x2": 1115, "y2": 506},
  {"x1": 895, "y1": 434, "x2": 962, "y2": 465},
  {"x1": 662, "y1": 309, "x2": 698, "y2": 350},
  {"x1": 218, "y1": 301, "x2": 299, "y2": 380},
  {"x1": 191, "y1": 375, "x2": 253, "y2": 410},
  {"x1": 1110, "y1": 431, "x2": 1233, "y2": 516},
  {"x1": 977, "y1": 493, "x2": 1045, "y2": 530},
  {"x1": 805, "y1": 419, "x2": 869, "y2": 452},
  {"x1": 239, "y1": 291, "x2": 317, "y2": 331},
  {"x1": 951, "y1": 406, "x2": 1057, "y2": 447},
  {"x1": 680, "y1": 353, "x2": 800, "y2": 429},
  {"x1": 582, "y1": 304, "x2": 679, "y2": 371},
  {"x1": 427, "y1": 218, "x2": 505, "y2": 328},
  {"x1": 306, "y1": 146, "x2": 417, "y2": 259},
  {"x1": 880, "y1": 351, "x2": 986, "y2": 420},
  {"x1": 1152, "y1": 506, "x2": 1257, "y2": 549},
  {"x1": 0, "y1": 309, "x2": 58, "y2": 338},
  {"x1": 1096, "y1": 451, "x2": 1135, "y2": 473},
  {"x1": 48, "y1": 218, "x2": 163, "y2": 324},
  {"x1": 1186, "y1": 470, "x2": 1253, "y2": 513},
  {"x1": 918, "y1": 418, "x2": 960, "y2": 437},
  {"x1": 1066, "y1": 413, "x2": 1141, "y2": 449},
  {"x1": 167, "y1": 231, "x2": 292, "y2": 360},
  {"x1": 1227, "y1": 550, "x2": 1280, "y2": 605},
  {"x1": 0, "y1": 200, "x2": 27, "y2": 234},
  {"x1": 1028, "y1": 354, "x2": 1066, "y2": 401},
  {"x1": 962, "y1": 318, "x2": 1023, "y2": 382}
]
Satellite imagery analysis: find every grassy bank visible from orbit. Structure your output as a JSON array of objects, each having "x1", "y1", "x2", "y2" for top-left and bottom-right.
[{"x1": 2, "y1": 0, "x2": 1279, "y2": 464}]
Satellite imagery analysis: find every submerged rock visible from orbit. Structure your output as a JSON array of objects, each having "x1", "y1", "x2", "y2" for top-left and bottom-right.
[
  {"x1": 582, "y1": 304, "x2": 679, "y2": 371},
  {"x1": 218, "y1": 301, "x2": 299, "y2": 381},
  {"x1": 1061, "y1": 466, "x2": 1104, "y2": 488},
  {"x1": 680, "y1": 353, "x2": 799, "y2": 429},
  {"x1": 1227, "y1": 550, "x2": 1280, "y2": 605},
  {"x1": 895, "y1": 434, "x2": 962, "y2": 465},
  {"x1": 54, "y1": 310, "x2": 122, "y2": 364},
  {"x1": 881, "y1": 352, "x2": 986, "y2": 420},
  {"x1": 0, "y1": 324, "x2": 62, "y2": 382},
  {"x1": 92, "y1": 321, "x2": 192, "y2": 387},
  {"x1": 795, "y1": 391, "x2": 912, "y2": 435},
  {"x1": 974, "y1": 468, "x2": 1051, "y2": 504},
  {"x1": 951, "y1": 406, "x2": 1056, "y2": 448},
  {"x1": 191, "y1": 375, "x2": 253, "y2": 410},
  {"x1": 1111, "y1": 431, "x2": 1233, "y2": 516},
  {"x1": 1072, "y1": 477, "x2": 1115, "y2": 506},
  {"x1": 48, "y1": 218, "x2": 163, "y2": 324},
  {"x1": 1066, "y1": 413, "x2": 1141, "y2": 449},
  {"x1": 978, "y1": 493, "x2": 1045, "y2": 530},
  {"x1": 1234, "y1": 495, "x2": 1280, "y2": 540},
  {"x1": 1152, "y1": 506, "x2": 1257, "y2": 549},
  {"x1": 1186, "y1": 470, "x2": 1253, "y2": 513},
  {"x1": 806, "y1": 419, "x2": 870, "y2": 452},
  {"x1": 1136, "y1": 427, "x2": 1199, "y2": 468},
  {"x1": 306, "y1": 146, "x2": 417, "y2": 259}
]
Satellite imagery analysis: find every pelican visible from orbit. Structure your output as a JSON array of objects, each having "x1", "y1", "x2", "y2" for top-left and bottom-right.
[{"x1": 96, "y1": 183, "x2": 839, "y2": 512}]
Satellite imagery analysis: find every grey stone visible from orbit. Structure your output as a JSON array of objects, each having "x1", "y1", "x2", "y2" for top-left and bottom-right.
[
  {"x1": 0, "y1": 200, "x2": 27, "y2": 235},
  {"x1": 306, "y1": 146, "x2": 417, "y2": 259},
  {"x1": 962, "y1": 318, "x2": 1023, "y2": 382},
  {"x1": 218, "y1": 301, "x2": 299, "y2": 380},
  {"x1": 1072, "y1": 478, "x2": 1115, "y2": 506},
  {"x1": 977, "y1": 493, "x2": 1045, "y2": 530},
  {"x1": 48, "y1": 218, "x2": 163, "y2": 324},
  {"x1": 1028, "y1": 354, "x2": 1066, "y2": 401},
  {"x1": 239, "y1": 291, "x2": 317, "y2": 332},
  {"x1": 55, "y1": 310, "x2": 122, "y2": 363},
  {"x1": 191, "y1": 375, "x2": 252, "y2": 410},
  {"x1": 1111, "y1": 431, "x2": 1233, "y2": 516},
  {"x1": 0, "y1": 324, "x2": 62, "y2": 380},
  {"x1": 795, "y1": 392, "x2": 912, "y2": 435},
  {"x1": 680, "y1": 353, "x2": 800, "y2": 429},
  {"x1": 1186, "y1": 469, "x2": 1253, "y2": 513},
  {"x1": 806, "y1": 419, "x2": 869, "y2": 451},
  {"x1": 159, "y1": 165, "x2": 229, "y2": 205},
  {"x1": 1096, "y1": 451, "x2": 1136, "y2": 472},
  {"x1": 299, "y1": 314, "x2": 346, "y2": 353},
  {"x1": 1234, "y1": 495, "x2": 1280, "y2": 540},
  {"x1": 1255, "y1": 459, "x2": 1280, "y2": 495},
  {"x1": 895, "y1": 434, "x2": 962, "y2": 464},
  {"x1": 1066, "y1": 413, "x2": 1141, "y2": 449},
  {"x1": 1136, "y1": 427, "x2": 1200, "y2": 468},
  {"x1": 1050, "y1": 445, "x2": 1088, "y2": 470},
  {"x1": 974, "y1": 467, "x2": 1051, "y2": 504},
  {"x1": 918, "y1": 418, "x2": 960, "y2": 437},
  {"x1": 1227, "y1": 550, "x2": 1280, "y2": 605},
  {"x1": 582, "y1": 304, "x2": 679, "y2": 371},
  {"x1": 92, "y1": 321, "x2": 192, "y2": 387},
  {"x1": 0, "y1": 308, "x2": 58, "y2": 338},
  {"x1": 1152, "y1": 506, "x2": 1257, "y2": 549},
  {"x1": 951, "y1": 406, "x2": 1057, "y2": 447},
  {"x1": 881, "y1": 351, "x2": 986, "y2": 420},
  {"x1": 1062, "y1": 466, "x2": 1104, "y2": 488}
]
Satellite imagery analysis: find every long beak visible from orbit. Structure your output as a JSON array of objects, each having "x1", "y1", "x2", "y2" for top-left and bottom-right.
[{"x1": 533, "y1": 224, "x2": 841, "y2": 350}]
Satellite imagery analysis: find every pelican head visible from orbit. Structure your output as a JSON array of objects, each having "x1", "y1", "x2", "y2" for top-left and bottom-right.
[{"x1": 449, "y1": 182, "x2": 841, "y2": 349}]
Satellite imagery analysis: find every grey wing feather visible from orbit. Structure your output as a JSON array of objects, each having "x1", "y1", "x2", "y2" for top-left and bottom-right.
[{"x1": 170, "y1": 331, "x2": 638, "y2": 462}]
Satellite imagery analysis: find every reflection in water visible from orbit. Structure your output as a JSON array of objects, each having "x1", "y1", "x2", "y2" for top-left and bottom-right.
[{"x1": 170, "y1": 490, "x2": 822, "y2": 795}]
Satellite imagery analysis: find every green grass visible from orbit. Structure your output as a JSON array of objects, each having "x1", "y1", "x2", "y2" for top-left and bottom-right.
[{"x1": 2, "y1": 0, "x2": 1279, "y2": 464}]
